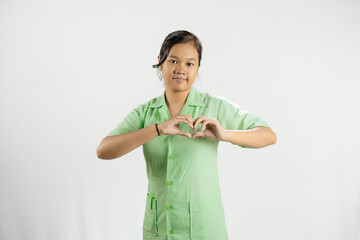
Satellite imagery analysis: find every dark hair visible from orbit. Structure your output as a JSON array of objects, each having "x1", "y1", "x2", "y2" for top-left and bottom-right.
[{"x1": 152, "y1": 30, "x2": 203, "y2": 69}]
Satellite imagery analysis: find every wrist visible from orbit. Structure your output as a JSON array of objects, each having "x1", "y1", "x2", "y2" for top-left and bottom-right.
[
  {"x1": 222, "y1": 130, "x2": 230, "y2": 142},
  {"x1": 155, "y1": 123, "x2": 161, "y2": 136}
]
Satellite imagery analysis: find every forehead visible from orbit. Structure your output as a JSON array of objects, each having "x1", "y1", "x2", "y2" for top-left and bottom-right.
[{"x1": 168, "y1": 43, "x2": 198, "y2": 60}]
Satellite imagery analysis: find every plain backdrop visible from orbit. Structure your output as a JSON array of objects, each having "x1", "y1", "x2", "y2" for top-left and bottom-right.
[{"x1": 1, "y1": 0, "x2": 359, "y2": 239}]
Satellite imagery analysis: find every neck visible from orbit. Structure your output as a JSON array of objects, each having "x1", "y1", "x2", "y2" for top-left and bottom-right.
[{"x1": 164, "y1": 88, "x2": 190, "y2": 107}]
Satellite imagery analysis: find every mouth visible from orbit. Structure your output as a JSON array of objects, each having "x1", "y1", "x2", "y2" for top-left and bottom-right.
[{"x1": 173, "y1": 78, "x2": 187, "y2": 82}]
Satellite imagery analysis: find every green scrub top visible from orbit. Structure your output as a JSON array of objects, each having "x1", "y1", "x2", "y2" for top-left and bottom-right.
[{"x1": 107, "y1": 86, "x2": 270, "y2": 240}]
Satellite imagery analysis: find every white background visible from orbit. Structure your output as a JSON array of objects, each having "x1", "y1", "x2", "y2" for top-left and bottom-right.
[{"x1": 1, "y1": 0, "x2": 359, "y2": 239}]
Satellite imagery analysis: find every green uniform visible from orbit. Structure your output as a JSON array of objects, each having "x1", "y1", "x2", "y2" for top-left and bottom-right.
[{"x1": 107, "y1": 86, "x2": 270, "y2": 240}]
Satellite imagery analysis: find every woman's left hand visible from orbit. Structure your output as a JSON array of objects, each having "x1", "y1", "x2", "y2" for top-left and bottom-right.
[{"x1": 191, "y1": 116, "x2": 226, "y2": 141}]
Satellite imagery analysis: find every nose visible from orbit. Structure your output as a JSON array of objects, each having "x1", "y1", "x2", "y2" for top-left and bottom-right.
[{"x1": 174, "y1": 63, "x2": 186, "y2": 74}]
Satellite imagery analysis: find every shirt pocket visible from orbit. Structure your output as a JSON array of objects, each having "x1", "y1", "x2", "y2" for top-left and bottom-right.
[
  {"x1": 188, "y1": 197, "x2": 227, "y2": 240},
  {"x1": 142, "y1": 193, "x2": 158, "y2": 237}
]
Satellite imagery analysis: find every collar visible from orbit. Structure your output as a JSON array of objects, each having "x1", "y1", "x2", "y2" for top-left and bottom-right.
[{"x1": 149, "y1": 86, "x2": 204, "y2": 108}]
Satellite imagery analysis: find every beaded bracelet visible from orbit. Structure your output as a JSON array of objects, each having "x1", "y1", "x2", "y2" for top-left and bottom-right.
[{"x1": 155, "y1": 123, "x2": 160, "y2": 136}]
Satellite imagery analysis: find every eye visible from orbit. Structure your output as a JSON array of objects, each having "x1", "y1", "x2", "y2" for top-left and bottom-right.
[
  {"x1": 169, "y1": 60, "x2": 177, "y2": 64},
  {"x1": 187, "y1": 63, "x2": 194, "y2": 66}
]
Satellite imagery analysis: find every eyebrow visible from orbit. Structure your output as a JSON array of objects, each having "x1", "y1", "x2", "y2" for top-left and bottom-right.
[{"x1": 168, "y1": 55, "x2": 196, "y2": 61}]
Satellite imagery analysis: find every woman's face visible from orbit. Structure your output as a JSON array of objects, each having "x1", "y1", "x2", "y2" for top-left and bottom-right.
[{"x1": 158, "y1": 42, "x2": 199, "y2": 93}]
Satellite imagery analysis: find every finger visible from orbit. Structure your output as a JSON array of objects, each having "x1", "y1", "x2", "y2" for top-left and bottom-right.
[
  {"x1": 193, "y1": 116, "x2": 206, "y2": 129},
  {"x1": 182, "y1": 114, "x2": 194, "y2": 128},
  {"x1": 184, "y1": 114, "x2": 194, "y2": 125},
  {"x1": 192, "y1": 131, "x2": 206, "y2": 138},
  {"x1": 200, "y1": 120, "x2": 212, "y2": 131},
  {"x1": 174, "y1": 116, "x2": 191, "y2": 125},
  {"x1": 176, "y1": 130, "x2": 192, "y2": 138},
  {"x1": 174, "y1": 114, "x2": 193, "y2": 128},
  {"x1": 178, "y1": 118, "x2": 194, "y2": 129},
  {"x1": 200, "y1": 120, "x2": 216, "y2": 131}
]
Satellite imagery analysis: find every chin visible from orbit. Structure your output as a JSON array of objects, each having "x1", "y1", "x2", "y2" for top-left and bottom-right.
[{"x1": 168, "y1": 85, "x2": 188, "y2": 92}]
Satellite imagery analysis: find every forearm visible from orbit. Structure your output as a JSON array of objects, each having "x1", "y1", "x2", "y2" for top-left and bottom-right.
[
  {"x1": 223, "y1": 126, "x2": 276, "y2": 148},
  {"x1": 97, "y1": 124, "x2": 158, "y2": 160}
]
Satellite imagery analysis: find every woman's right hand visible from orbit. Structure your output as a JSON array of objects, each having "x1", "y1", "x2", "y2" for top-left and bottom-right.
[{"x1": 157, "y1": 114, "x2": 194, "y2": 138}]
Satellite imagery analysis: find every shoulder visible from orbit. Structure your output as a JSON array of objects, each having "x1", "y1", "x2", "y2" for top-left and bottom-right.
[
  {"x1": 201, "y1": 90, "x2": 245, "y2": 112},
  {"x1": 130, "y1": 94, "x2": 162, "y2": 114},
  {"x1": 194, "y1": 88, "x2": 223, "y2": 106}
]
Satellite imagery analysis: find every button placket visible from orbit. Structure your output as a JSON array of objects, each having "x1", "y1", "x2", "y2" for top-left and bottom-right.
[{"x1": 166, "y1": 136, "x2": 176, "y2": 237}]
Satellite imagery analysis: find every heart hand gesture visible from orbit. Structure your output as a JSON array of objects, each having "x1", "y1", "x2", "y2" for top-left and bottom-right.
[
  {"x1": 191, "y1": 116, "x2": 226, "y2": 141},
  {"x1": 157, "y1": 114, "x2": 226, "y2": 141}
]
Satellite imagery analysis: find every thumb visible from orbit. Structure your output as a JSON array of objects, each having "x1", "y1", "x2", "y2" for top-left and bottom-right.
[
  {"x1": 192, "y1": 131, "x2": 206, "y2": 138},
  {"x1": 176, "y1": 130, "x2": 192, "y2": 138}
]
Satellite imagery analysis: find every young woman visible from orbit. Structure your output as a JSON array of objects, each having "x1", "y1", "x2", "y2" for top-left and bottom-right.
[{"x1": 97, "y1": 30, "x2": 276, "y2": 240}]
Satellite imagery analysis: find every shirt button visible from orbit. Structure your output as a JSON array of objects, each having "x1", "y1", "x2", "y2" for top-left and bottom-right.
[
  {"x1": 169, "y1": 229, "x2": 174, "y2": 234},
  {"x1": 168, "y1": 155, "x2": 174, "y2": 160},
  {"x1": 167, "y1": 205, "x2": 172, "y2": 210},
  {"x1": 167, "y1": 181, "x2": 173, "y2": 186}
]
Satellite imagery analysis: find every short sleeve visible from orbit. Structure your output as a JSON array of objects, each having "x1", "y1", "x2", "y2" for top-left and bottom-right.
[
  {"x1": 107, "y1": 105, "x2": 144, "y2": 136},
  {"x1": 217, "y1": 98, "x2": 270, "y2": 148}
]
